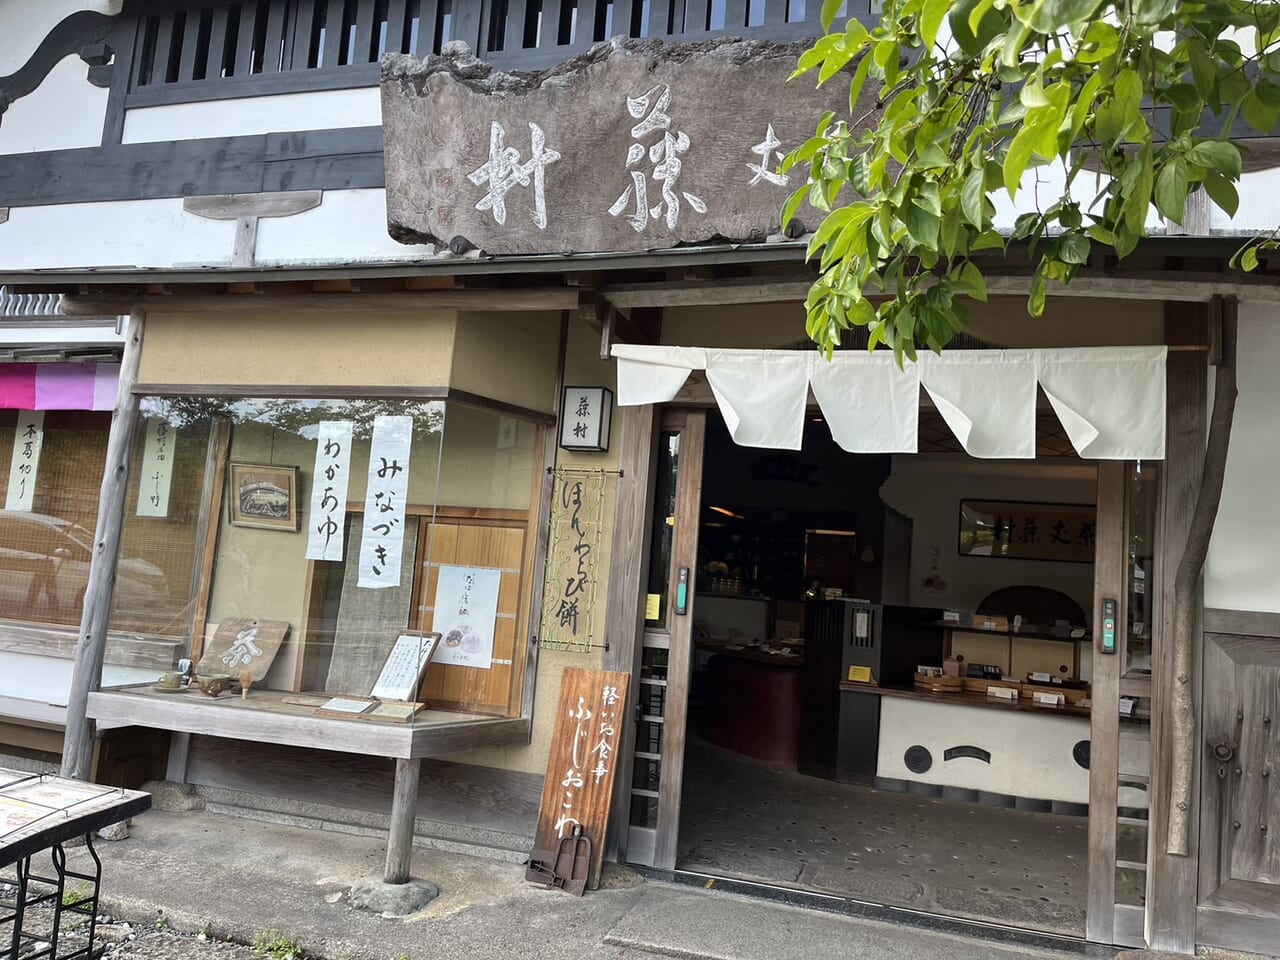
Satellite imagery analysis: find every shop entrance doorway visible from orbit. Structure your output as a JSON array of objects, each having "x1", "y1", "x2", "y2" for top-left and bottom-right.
[{"x1": 624, "y1": 406, "x2": 1157, "y2": 947}]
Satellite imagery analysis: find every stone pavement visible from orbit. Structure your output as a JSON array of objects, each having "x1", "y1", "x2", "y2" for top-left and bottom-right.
[{"x1": 35, "y1": 809, "x2": 1120, "y2": 960}]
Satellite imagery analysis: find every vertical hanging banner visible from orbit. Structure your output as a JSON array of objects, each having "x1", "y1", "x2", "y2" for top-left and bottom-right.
[
  {"x1": 306, "y1": 420, "x2": 354, "y2": 561},
  {"x1": 431, "y1": 565, "x2": 502, "y2": 669},
  {"x1": 136, "y1": 417, "x2": 174, "y2": 518},
  {"x1": 358, "y1": 415, "x2": 413, "y2": 589},
  {"x1": 5, "y1": 411, "x2": 44, "y2": 512},
  {"x1": 541, "y1": 468, "x2": 610, "y2": 652}
]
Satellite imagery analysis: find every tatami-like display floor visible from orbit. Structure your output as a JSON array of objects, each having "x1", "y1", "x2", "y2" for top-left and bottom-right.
[{"x1": 678, "y1": 738, "x2": 1091, "y2": 936}]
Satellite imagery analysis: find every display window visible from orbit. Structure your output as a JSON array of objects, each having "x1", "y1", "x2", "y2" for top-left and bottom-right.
[
  {"x1": 96, "y1": 396, "x2": 545, "y2": 729},
  {"x1": 0, "y1": 410, "x2": 206, "y2": 687}
]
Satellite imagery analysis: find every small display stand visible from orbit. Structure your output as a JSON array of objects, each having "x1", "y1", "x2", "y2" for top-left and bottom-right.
[{"x1": 0, "y1": 769, "x2": 150, "y2": 960}]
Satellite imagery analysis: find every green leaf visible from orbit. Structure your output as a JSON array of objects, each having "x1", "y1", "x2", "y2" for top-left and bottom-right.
[
  {"x1": 940, "y1": 205, "x2": 962, "y2": 256},
  {"x1": 1187, "y1": 140, "x2": 1242, "y2": 178},
  {"x1": 1068, "y1": 70, "x2": 1103, "y2": 146},
  {"x1": 1202, "y1": 172, "x2": 1239, "y2": 217},
  {"x1": 807, "y1": 206, "x2": 855, "y2": 260},
  {"x1": 1058, "y1": 231, "x2": 1091, "y2": 265},
  {"x1": 1243, "y1": 89, "x2": 1280, "y2": 135},
  {"x1": 1242, "y1": 246, "x2": 1259, "y2": 272},
  {"x1": 1124, "y1": 145, "x2": 1155, "y2": 234},
  {"x1": 958, "y1": 260, "x2": 989, "y2": 302},
  {"x1": 1028, "y1": 263, "x2": 1048, "y2": 317},
  {"x1": 820, "y1": 0, "x2": 845, "y2": 33},
  {"x1": 847, "y1": 51, "x2": 874, "y2": 111},
  {"x1": 1163, "y1": 83, "x2": 1200, "y2": 112},
  {"x1": 1021, "y1": 76, "x2": 1050, "y2": 109},
  {"x1": 1003, "y1": 124, "x2": 1036, "y2": 197},
  {"x1": 968, "y1": 0, "x2": 997, "y2": 35},
  {"x1": 1133, "y1": 0, "x2": 1177, "y2": 27},
  {"x1": 1154, "y1": 156, "x2": 1189, "y2": 224},
  {"x1": 1114, "y1": 68, "x2": 1143, "y2": 133},
  {"x1": 1075, "y1": 20, "x2": 1119, "y2": 64},
  {"x1": 818, "y1": 43, "x2": 857, "y2": 85},
  {"x1": 872, "y1": 40, "x2": 901, "y2": 86},
  {"x1": 1188, "y1": 41, "x2": 1217, "y2": 104},
  {"x1": 1000, "y1": 22, "x2": 1032, "y2": 69},
  {"x1": 920, "y1": 0, "x2": 949, "y2": 50},
  {"x1": 1029, "y1": 0, "x2": 1105, "y2": 33},
  {"x1": 961, "y1": 166, "x2": 985, "y2": 227},
  {"x1": 904, "y1": 200, "x2": 941, "y2": 249},
  {"x1": 781, "y1": 184, "x2": 808, "y2": 231}
]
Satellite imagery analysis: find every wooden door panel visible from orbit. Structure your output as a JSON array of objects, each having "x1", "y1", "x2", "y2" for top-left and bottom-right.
[
  {"x1": 1231, "y1": 661, "x2": 1280, "y2": 882},
  {"x1": 1202, "y1": 632, "x2": 1280, "y2": 892}
]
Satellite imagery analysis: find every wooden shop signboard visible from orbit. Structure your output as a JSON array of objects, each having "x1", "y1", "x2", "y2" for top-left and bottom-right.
[
  {"x1": 532, "y1": 667, "x2": 631, "y2": 890},
  {"x1": 381, "y1": 38, "x2": 863, "y2": 257}
]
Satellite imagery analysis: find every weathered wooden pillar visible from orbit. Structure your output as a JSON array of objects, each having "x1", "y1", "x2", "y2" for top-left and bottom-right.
[
  {"x1": 61, "y1": 310, "x2": 146, "y2": 782},
  {"x1": 384, "y1": 757, "x2": 421, "y2": 884}
]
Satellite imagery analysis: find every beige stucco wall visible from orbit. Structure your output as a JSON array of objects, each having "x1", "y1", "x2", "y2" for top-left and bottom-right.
[
  {"x1": 451, "y1": 311, "x2": 562, "y2": 414},
  {"x1": 660, "y1": 297, "x2": 1165, "y2": 349},
  {"x1": 139, "y1": 310, "x2": 458, "y2": 387},
  {"x1": 451, "y1": 316, "x2": 616, "y2": 774}
]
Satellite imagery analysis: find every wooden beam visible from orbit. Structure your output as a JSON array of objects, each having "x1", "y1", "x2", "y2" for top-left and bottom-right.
[
  {"x1": 60, "y1": 289, "x2": 582, "y2": 316},
  {"x1": 61, "y1": 310, "x2": 146, "y2": 782},
  {"x1": 604, "y1": 276, "x2": 815, "y2": 308},
  {"x1": 601, "y1": 269, "x2": 1280, "y2": 309},
  {"x1": 1203, "y1": 607, "x2": 1280, "y2": 637}
]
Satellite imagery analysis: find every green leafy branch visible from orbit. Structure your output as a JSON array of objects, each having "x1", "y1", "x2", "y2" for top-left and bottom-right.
[{"x1": 785, "y1": 0, "x2": 1280, "y2": 362}]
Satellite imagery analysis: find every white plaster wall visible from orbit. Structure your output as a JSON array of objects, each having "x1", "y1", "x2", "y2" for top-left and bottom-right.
[
  {"x1": 876, "y1": 696, "x2": 1091, "y2": 803},
  {"x1": 0, "y1": 1, "x2": 120, "y2": 76},
  {"x1": 256, "y1": 189, "x2": 434, "y2": 263},
  {"x1": 0, "y1": 189, "x2": 432, "y2": 270},
  {"x1": 1205, "y1": 302, "x2": 1280, "y2": 612},
  {"x1": 0, "y1": 54, "x2": 107, "y2": 155},
  {"x1": 1215, "y1": 167, "x2": 1280, "y2": 234},
  {"x1": 0, "y1": 198, "x2": 234, "y2": 269},
  {"x1": 122, "y1": 88, "x2": 381, "y2": 144},
  {"x1": 880, "y1": 454, "x2": 1099, "y2": 616}
]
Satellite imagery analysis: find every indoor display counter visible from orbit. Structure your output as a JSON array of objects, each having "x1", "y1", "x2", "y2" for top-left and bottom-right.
[
  {"x1": 701, "y1": 641, "x2": 803, "y2": 767},
  {"x1": 839, "y1": 681, "x2": 1093, "y2": 812}
]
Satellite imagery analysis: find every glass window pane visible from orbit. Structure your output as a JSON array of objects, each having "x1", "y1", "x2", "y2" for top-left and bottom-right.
[
  {"x1": 646, "y1": 432, "x2": 680, "y2": 626},
  {"x1": 1125, "y1": 461, "x2": 1159, "y2": 676}
]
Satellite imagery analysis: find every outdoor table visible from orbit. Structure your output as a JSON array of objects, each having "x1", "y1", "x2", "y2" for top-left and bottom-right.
[{"x1": 0, "y1": 769, "x2": 150, "y2": 959}]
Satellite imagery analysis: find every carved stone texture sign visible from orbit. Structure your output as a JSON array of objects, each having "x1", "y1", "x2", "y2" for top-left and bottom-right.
[
  {"x1": 533, "y1": 667, "x2": 630, "y2": 889},
  {"x1": 381, "y1": 38, "x2": 863, "y2": 256}
]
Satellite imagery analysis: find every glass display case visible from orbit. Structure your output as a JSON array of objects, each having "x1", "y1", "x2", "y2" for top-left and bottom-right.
[{"x1": 94, "y1": 395, "x2": 546, "y2": 731}]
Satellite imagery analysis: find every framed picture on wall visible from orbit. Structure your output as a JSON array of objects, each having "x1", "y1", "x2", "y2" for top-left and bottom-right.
[
  {"x1": 227, "y1": 462, "x2": 301, "y2": 531},
  {"x1": 958, "y1": 499, "x2": 1096, "y2": 563}
]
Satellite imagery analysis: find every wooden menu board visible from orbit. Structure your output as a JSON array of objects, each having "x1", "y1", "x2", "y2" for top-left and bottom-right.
[{"x1": 532, "y1": 667, "x2": 630, "y2": 890}]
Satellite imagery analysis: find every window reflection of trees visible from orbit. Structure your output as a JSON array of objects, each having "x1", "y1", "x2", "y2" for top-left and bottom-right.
[{"x1": 139, "y1": 397, "x2": 447, "y2": 442}]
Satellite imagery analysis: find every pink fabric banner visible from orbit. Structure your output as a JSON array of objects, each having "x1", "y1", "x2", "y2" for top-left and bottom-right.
[
  {"x1": 0, "y1": 366, "x2": 36, "y2": 410},
  {"x1": 34, "y1": 363, "x2": 97, "y2": 411},
  {"x1": 0, "y1": 363, "x2": 119, "y2": 411}
]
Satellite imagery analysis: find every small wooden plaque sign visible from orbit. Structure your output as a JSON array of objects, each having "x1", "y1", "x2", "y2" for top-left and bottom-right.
[{"x1": 532, "y1": 667, "x2": 630, "y2": 891}]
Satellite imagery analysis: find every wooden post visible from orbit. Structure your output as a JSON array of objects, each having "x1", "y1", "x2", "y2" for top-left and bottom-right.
[
  {"x1": 384, "y1": 757, "x2": 421, "y2": 884},
  {"x1": 61, "y1": 310, "x2": 146, "y2": 782},
  {"x1": 603, "y1": 403, "x2": 658, "y2": 864},
  {"x1": 1167, "y1": 296, "x2": 1238, "y2": 854}
]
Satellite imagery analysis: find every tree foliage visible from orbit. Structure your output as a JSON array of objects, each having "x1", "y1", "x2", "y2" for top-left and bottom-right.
[{"x1": 785, "y1": 0, "x2": 1280, "y2": 363}]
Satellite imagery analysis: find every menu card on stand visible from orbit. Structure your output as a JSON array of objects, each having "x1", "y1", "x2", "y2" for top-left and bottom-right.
[{"x1": 371, "y1": 633, "x2": 441, "y2": 702}]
